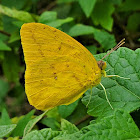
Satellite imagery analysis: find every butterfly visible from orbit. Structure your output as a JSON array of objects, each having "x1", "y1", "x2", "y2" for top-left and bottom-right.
[{"x1": 20, "y1": 23, "x2": 125, "y2": 110}]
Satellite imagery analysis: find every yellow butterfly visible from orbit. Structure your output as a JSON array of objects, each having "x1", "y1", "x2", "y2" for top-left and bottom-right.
[{"x1": 20, "y1": 23, "x2": 124, "y2": 110}]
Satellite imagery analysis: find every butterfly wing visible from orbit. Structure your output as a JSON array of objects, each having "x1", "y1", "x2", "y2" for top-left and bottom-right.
[{"x1": 20, "y1": 23, "x2": 101, "y2": 110}]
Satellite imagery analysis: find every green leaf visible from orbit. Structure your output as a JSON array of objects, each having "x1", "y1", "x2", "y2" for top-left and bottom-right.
[
  {"x1": 86, "y1": 45, "x2": 97, "y2": 55},
  {"x1": 0, "y1": 79, "x2": 9, "y2": 106},
  {"x1": 93, "y1": 28, "x2": 116, "y2": 51},
  {"x1": 1, "y1": 0, "x2": 28, "y2": 10},
  {"x1": 0, "y1": 33, "x2": 9, "y2": 41},
  {"x1": 2, "y1": 15, "x2": 18, "y2": 33},
  {"x1": 61, "y1": 119, "x2": 79, "y2": 134},
  {"x1": 38, "y1": 10, "x2": 73, "y2": 28},
  {"x1": 23, "y1": 129, "x2": 63, "y2": 140},
  {"x1": 12, "y1": 110, "x2": 35, "y2": 137},
  {"x1": 0, "y1": 4, "x2": 35, "y2": 22},
  {"x1": 80, "y1": 110, "x2": 140, "y2": 139},
  {"x1": 69, "y1": 24, "x2": 116, "y2": 51},
  {"x1": 41, "y1": 118, "x2": 60, "y2": 130},
  {"x1": 23, "y1": 110, "x2": 48, "y2": 137},
  {"x1": 0, "y1": 124, "x2": 16, "y2": 138},
  {"x1": 58, "y1": 100, "x2": 79, "y2": 118},
  {"x1": 91, "y1": 0, "x2": 114, "y2": 31},
  {"x1": 67, "y1": 101, "x2": 88, "y2": 129},
  {"x1": 127, "y1": 13, "x2": 140, "y2": 32},
  {"x1": 78, "y1": 0, "x2": 96, "y2": 17},
  {"x1": 0, "y1": 52, "x2": 4, "y2": 60},
  {"x1": 82, "y1": 47, "x2": 140, "y2": 117},
  {"x1": 0, "y1": 40, "x2": 11, "y2": 51},
  {"x1": 47, "y1": 107, "x2": 60, "y2": 120},
  {"x1": 0, "y1": 108, "x2": 11, "y2": 125},
  {"x1": 2, "y1": 52, "x2": 20, "y2": 83},
  {"x1": 22, "y1": 110, "x2": 140, "y2": 139},
  {"x1": 68, "y1": 24, "x2": 94, "y2": 37},
  {"x1": 23, "y1": 119, "x2": 79, "y2": 140},
  {"x1": 119, "y1": 0, "x2": 140, "y2": 11},
  {"x1": 12, "y1": 21, "x2": 25, "y2": 28},
  {"x1": 8, "y1": 30, "x2": 20, "y2": 43},
  {"x1": 39, "y1": 11, "x2": 57, "y2": 23},
  {"x1": 47, "y1": 17, "x2": 73, "y2": 28}
]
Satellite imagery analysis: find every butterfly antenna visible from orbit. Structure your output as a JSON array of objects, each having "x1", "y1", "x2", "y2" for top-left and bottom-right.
[
  {"x1": 101, "y1": 38, "x2": 125, "y2": 61},
  {"x1": 86, "y1": 86, "x2": 92, "y2": 108},
  {"x1": 100, "y1": 83, "x2": 113, "y2": 109}
]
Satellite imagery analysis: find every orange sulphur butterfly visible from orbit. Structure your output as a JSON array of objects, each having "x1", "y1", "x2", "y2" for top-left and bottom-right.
[{"x1": 20, "y1": 23, "x2": 124, "y2": 110}]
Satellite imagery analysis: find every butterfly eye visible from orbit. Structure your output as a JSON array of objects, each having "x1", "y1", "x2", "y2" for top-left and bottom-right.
[
  {"x1": 102, "y1": 62, "x2": 107, "y2": 70},
  {"x1": 97, "y1": 61, "x2": 106, "y2": 70}
]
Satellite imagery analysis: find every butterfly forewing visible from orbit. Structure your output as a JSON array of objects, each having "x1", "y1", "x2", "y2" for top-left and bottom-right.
[{"x1": 20, "y1": 23, "x2": 101, "y2": 110}]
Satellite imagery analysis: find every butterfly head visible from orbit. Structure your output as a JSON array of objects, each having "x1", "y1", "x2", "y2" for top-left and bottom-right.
[
  {"x1": 97, "y1": 38, "x2": 125, "y2": 77},
  {"x1": 97, "y1": 60, "x2": 107, "y2": 77}
]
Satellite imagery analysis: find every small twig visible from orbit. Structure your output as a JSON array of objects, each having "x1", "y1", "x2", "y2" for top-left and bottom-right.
[
  {"x1": 0, "y1": 30, "x2": 10, "y2": 36},
  {"x1": 38, "y1": 1, "x2": 57, "y2": 14},
  {"x1": 75, "y1": 115, "x2": 92, "y2": 126},
  {"x1": 46, "y1": 1, "x2": 57, "y2": 11}
]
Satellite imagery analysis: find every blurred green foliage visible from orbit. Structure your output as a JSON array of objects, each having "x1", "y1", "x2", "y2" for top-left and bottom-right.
[{"x1": 0, "y1": 0, "x2": 140, "y2": 139}]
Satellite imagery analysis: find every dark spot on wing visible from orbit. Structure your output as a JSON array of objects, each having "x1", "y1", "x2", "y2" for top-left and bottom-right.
[
  {"x1": 54, "y1": 72, "x2": 57, "y2": 80},
  {"x1": 51, "y1": 65, "x2": 55, "y2": 69},
  {"x1": 58, "y1": 46, "x2": 61, "y2": 50}
]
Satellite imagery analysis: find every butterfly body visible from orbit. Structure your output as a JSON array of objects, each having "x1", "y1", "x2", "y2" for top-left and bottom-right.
[{"x1": 20, "y1": 23, "x2": 104, "y2": 110}]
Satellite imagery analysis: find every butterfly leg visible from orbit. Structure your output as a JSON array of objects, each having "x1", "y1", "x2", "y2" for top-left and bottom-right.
[
  {"x1": 105, "y1": 69, "x2": 110, "y2": 73},
  {"x1": 106, "y1": 75, "x2": 130, "y2": 80},
  {"x1": 100, "y1": 83, "x2": 113, "y2": 109}
]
